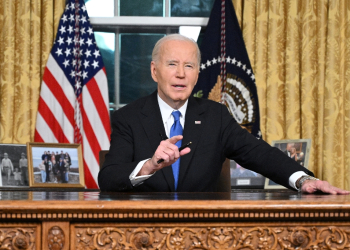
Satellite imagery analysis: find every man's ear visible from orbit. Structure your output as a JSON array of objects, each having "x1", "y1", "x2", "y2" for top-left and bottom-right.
[{"x1": 150, "y1": 61, "x2": 158, "y2": 82}]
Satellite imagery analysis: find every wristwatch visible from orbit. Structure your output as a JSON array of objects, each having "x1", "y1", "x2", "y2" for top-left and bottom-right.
[{"x1": 296, "y1": 175, "x2": 319, "y2": 191}]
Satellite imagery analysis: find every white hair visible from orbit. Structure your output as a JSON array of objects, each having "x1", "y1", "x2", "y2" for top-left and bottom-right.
[{"x1": 151, "y1": 34, "x2": 201, "y2": 66}]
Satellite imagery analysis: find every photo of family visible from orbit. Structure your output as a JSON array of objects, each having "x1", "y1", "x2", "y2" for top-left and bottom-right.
[
  {"x1": 27, "y1": 143, "x2": 85, "y2": 188},
  {"x1": 37, "y1": 150, "x2": 74, "y2": 184},
  {"x1": 264, "y1": 139, "x2": 311, "y2": 189},
  {"x1": 0, "y1": 144, "x2": 28, "y2": 188}
]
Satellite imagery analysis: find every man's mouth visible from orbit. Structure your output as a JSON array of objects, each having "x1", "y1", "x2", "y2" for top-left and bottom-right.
[{"x1": 172, "y1": 84, "x2": 186, "y2": 89}]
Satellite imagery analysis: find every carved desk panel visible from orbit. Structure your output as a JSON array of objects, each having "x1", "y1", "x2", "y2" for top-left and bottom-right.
[
  {"x1": 0, "y1": 223, "x2": 40, "y2": 250},
  {"x1": 72, "y1": 222, "x2": 350, "y2": 250}
]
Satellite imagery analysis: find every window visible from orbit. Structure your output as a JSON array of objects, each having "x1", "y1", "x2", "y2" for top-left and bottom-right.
[{"x1": 85, "y1": 0, "x2": 213, "y2": 110}]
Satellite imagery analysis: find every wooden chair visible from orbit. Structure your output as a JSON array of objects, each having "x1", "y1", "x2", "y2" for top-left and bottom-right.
[
  {"x1": 99, "y1": 150, "x2": 108, "y2": 169},
  {"x1": 99, "y1": 150, "x2": 231, "y2": 192}
]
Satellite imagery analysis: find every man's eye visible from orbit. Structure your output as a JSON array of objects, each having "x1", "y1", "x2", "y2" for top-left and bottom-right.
[{"x1": 185, "y1": 64, "x2": 194, "y2": 68}]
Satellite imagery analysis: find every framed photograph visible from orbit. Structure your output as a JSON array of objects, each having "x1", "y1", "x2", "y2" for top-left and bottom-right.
[
  {"x1": 230, "y1": 160, "x2": 265, "y2": 189},
  {"x1": 27, "y1": 142, "x2": 85, "y2": 188},
  {"x1": 264, "y1": 139, "x2": 312, "y2": 189},
  {"x1": 0, "y1": 144, "x2": 28, "y2": 188}
]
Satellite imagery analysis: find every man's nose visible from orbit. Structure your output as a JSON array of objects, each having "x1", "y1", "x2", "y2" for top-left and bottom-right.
[{"x1": 176, "y1": 66, "x2": 185, "y2": 78}]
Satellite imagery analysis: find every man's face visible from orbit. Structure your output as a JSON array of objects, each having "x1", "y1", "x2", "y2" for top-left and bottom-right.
[
  {"x1": 151, "y1": 40, "x2": 199, "y2": 109},
  {"x1": 286, "y1": 143, "x2": 294, "y2": 151}
]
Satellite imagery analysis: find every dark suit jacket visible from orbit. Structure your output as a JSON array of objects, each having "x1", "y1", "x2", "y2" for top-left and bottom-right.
[
  {"x1": 283, "y1": 150, "x2": 290, "y2": 156},
  {"x1": 98, "y1": 91, "x2": 313, "y2": 192},
  {"x1": 58, "y1": 161, "x2": 65, "y2": 173}
]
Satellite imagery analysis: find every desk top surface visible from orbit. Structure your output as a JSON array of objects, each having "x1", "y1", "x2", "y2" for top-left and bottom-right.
[
  {"x1": 0, "y1": 189, "x2": 348, "y2": 213},
  {"x1": 0, "y1": 189, "x2": 349, "y2": 202}
]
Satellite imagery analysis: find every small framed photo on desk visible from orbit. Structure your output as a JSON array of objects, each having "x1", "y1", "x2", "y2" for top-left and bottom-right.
[
  {"x1": 27, "y1": 142, "x2": 85, "y2": 188},
  {"x1": 230, "y1": 160, "x2": 265, "y2": 189},
  {"x1": 0, "y1": 144, "x2": 28, "y2": 188},
  {"x1": 264, "y1": 138, "x2": 311, "y2": 189}
]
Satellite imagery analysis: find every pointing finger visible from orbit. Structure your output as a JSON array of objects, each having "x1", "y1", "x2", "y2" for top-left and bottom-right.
[{"x1": 168, "y1": 135, "x2": 183, "y2": 145}]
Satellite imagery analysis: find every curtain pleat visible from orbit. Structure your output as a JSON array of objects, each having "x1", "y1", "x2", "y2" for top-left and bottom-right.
[
  {"x1": 315, "y1": 0, "x2": 327, "y2": 180},
  {"x1": 0, "y1": 1, "x2": 16, "y2": 143},
  {"x1": 0, "y1": 0, "x2": 65, "y2": 144},
  {"x1": 241, "y1": 0, "x2": 256, "y2": 69},
  {"x1": 254, "y1": 0, "x2": 269, "y2": 139},
  {"x1": 266, "y1": 0, "x2": 286, "y2": 141},
  {"x1": 14, "y1": 0, "x2": 31, "y2": 143},
  {"x1": 299, "y1": 0, "x2": 315, "y2": 172},
  {"x1": 285, "y1": 0, "x2": 300, "y2": 140},
  {"x1": 343, "y1": 2, "x2": 350, "y2": 190},
  {"x1": 30, "y1": 0, "x2": 43, "y2": 140}
]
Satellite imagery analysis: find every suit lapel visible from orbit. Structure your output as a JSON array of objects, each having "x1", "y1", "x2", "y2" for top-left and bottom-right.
[
  {"x1": 178, "y1": 96, "x2": 205, "y2": 188},
  {"x1": 140, "y1": 92, "x2": 175, "y2": 191}
]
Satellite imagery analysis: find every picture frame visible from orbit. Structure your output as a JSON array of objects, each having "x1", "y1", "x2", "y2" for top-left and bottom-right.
[
  {"x1": 27, "y1": 142, "x2": 85, "y2": 188},
  {"x1": 0, "y1": 144, "x2": 29, "y2": 188},
  {"x1": 264, "y1": 139, "x2": 312, "y2": 189},
  {"x1": 230, "y1": 160, "x2": 265, "y2": 189}
]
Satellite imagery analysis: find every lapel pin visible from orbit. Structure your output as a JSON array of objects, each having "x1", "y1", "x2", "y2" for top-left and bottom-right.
[{"x1": 195, "y1": 121, "x2": 201, "y2": 124}]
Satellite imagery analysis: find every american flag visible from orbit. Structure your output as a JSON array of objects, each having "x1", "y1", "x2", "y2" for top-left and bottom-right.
[{"x1": 35, "y1": 0, "x2": 111, "y2": 188}]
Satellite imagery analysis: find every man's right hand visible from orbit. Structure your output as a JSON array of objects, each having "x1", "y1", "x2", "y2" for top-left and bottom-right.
[{"x1": 137, "y1": 135, "x2": 191, "y2": 176}]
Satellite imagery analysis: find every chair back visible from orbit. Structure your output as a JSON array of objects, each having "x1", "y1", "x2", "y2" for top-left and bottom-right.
[
  {"x1": 216, "y1": 158, "x2": 231, "y2": 192},
  {"x1": 99, "y1": 150, "x2": 108, "y2": 169}
]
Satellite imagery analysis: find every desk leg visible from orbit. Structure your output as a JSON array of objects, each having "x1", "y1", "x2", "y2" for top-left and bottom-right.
[{"x1": 42, "y1": 221, "x2": 69, "y2": 250}]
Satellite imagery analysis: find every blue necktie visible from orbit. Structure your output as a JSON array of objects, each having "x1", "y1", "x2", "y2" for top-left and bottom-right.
[{"x1": 170, "y1": 110, "x2": 182, "y2": 190}]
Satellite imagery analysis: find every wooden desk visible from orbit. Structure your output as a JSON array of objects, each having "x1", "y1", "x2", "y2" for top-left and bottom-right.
[{"x1": 1, "y1": 190, "x2": 350, "y2": 249}]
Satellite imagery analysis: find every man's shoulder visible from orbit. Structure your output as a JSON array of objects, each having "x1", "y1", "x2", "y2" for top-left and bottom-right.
[
  {"x1": 190, "y1": 96, "x2": 229, "y2": 112},
  {"x1": 192, "y1": 96, "x2": 222, "y2": 106},
  {"x1": 115, "y1": 93, "x2": 153, "y2": 114}
]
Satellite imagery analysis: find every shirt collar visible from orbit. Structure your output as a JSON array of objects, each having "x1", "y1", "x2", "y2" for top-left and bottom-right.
[{"x1": 157, "y1": 94, "x2": 188, "y2": 122}]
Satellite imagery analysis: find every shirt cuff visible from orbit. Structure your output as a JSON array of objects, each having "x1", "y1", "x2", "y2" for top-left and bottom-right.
[
  {"x1": 129, "y1": 159, "x2": 154, "y2": 186},
  {"x1": 289, "y1": 171, "x2": 308, "y2": 189}
]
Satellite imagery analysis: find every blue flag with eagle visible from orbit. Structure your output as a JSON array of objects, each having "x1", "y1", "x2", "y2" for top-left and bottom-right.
[{"x1": 193, "y1": 0, "x2": 261, "y2": 139}]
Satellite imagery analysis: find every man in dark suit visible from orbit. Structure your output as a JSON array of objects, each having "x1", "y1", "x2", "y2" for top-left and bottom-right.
[
  {"x1": 58, "y1": 157, "x2": 66, "y2": 183},
  {"x1": 283, "y1": 143, "x2": 294, "y2": 157},
  {"x1": 98, "y1": 34, "x2": 348, "y2": 194},
  {"x1": 44, "y1": 158, "x2": 50, "y2": 183}
]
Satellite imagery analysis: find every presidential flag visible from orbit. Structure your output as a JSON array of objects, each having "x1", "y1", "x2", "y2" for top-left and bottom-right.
[
  {"x1": 35, "y1": 0, "x2": 111, "y2": 188},
  {"x1": 193, "y1": 0, "x2": 261, "y2": 138}
]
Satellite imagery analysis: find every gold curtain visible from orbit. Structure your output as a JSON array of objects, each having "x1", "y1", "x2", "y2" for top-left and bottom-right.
[
  {"x1": 233, "y1": 0, "x2": 350, "y2": 189},
  {"x1": 0, "y1": 0, "x2": 65, "y2": 144}
]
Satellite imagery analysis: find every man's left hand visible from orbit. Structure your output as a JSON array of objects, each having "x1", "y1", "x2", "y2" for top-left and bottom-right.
[{"x1": 301, "y1": 179, "x2": 350, "y2": 194}]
